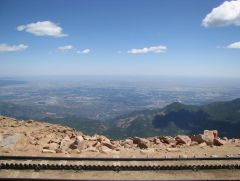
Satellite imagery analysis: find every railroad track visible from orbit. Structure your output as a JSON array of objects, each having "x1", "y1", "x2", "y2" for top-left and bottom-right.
[{"x1": 0, "y1": 155, "x2": 240, "y2": 171}]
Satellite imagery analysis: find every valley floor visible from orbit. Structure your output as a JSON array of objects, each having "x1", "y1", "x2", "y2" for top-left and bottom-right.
[{"x1": 1, "y1": 169, "x2": 240, "y2": 180}]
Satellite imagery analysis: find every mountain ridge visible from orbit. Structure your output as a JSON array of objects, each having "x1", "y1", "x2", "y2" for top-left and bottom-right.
[
  {"x1": 0, "y1": 98, "x2": 240, "y2": 139},
  {"x1": 106, "y1": 98, "x2": 240, "y2": 139}
]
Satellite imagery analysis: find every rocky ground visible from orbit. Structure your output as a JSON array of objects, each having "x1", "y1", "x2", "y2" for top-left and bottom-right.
[{"x1": 0, "y1": 115, "x2": 240, "y2": 157}]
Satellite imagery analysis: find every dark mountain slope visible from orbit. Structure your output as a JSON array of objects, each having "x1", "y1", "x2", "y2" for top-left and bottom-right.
[{"x1": 106, "y1": 99, "x2": 240, "y2": 139}]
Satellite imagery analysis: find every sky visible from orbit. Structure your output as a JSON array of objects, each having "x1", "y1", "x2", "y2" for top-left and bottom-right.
[{"x1": 0, "y1": 0, "x2": 240, "y2": 78}]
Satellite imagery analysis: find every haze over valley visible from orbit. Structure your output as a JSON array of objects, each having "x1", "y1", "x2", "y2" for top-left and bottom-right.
[{"x1": 0, "y1": 76, "x2": 240, "y2": 138}]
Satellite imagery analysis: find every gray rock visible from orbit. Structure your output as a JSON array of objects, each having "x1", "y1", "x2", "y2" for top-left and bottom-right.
[{"x1": 0, "y1": 133, "x2": 24, "y2": 148}]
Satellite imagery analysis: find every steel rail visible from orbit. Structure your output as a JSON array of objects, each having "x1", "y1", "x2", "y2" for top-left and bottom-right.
[
  {"x1": 0, "y1": 155, "x2": 240, "y2": 161},
  {"x1": 0, "y1": 162, "x2": 239, "y2": 171}
]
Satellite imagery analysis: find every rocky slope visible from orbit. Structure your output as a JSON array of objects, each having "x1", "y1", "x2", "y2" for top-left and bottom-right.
[{"x1": 0, "y1": 115, "x2": 240, "y2": 157}]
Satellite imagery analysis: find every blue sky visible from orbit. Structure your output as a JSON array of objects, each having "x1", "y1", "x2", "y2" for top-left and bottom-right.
[{"x1": 0, "y1": 0, "x2": 240, "y2": 77}]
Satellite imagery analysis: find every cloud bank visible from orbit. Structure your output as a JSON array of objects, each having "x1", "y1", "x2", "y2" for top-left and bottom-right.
[
  {"x1": 202, "y1": 0, "x2": 240, "y2": 27},
  {"x1": 127, "y1": 45, "x2": 167, "y2": 54},
  {"x1": 0, "y1": 44, "x2": 28, "y2": 52},
  {"x1": 17, "y1": 21, "x2": 67, "y2": 37},
  {"x1": 227, "y1": 41, "x2": 240, "y2": 48}
]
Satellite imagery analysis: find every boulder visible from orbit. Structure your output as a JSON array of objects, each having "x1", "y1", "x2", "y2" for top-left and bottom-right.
[
  {"x1": 69, "y1": 148, "x2": 81, "y2": 154},
  {"x1": 123, "y1": 143, "x2": 132, "y2": 148},
  {"x1": 111, "y1": 140, "x2": 121, "y2": 148},
  {"x1": 190, "y1": 135, "x2": 204, "y2": 144},
  {"x1": 97, "y1": 135, "x2": 111, "y2": 143},
  {"x1": 213, "y1": 138, "x2": 227, "y2": 146},
  {"x1": 223, "y1": 137, "x2": 228, "y2": 141},
  {"x1": 29, "y1": 140, "x2": 38, "y2": 145},
  {"x1": 69, "y1": 139, "x2": 79, "y2": 149},
  {"x1": 84, "y1": 146, "x2": 99, "y2": 152},
  {"x1": 26, "y1": 120, "x2": 33, "y2": 124},
  {"x1": 175, "y1": 135, "x2": 191, "y2": 146},
  {"x1": 76, "y1": 135, "x2": 84, "y2": 142},
  {"x1": 55, "y1": 148, "x2": 64, "y2": 153},
  {"x1": 124, "y1": 139, "x2": 133, "y2": 145},
  {"x1": 159, "y1": 136, "x2": 177, "y2": 146},
  {"x1": 153, "y1": 138, "x2": 161, "y2": 144},
  {"x1": 191, "y1": 130, "x2": 218, "y2": 145},
  {"x1": 43, "y1": 142, "x2": 59, "y2": 150},
  {"x1": 228, "y1": 138, "x2": 240, "y2": 143},
  {"x1": 63, "y1": 129, "x2": 76, "y2": 138},
  {"x1": 92, "y1": 141, "x2": 101, "y2": 147},
  {"x1": 115, "y1": 147, "x2": 121, "y2": 151},
  {"x1": 208, "y1": 130, "x2": 218, "y2": 138},
  {"x1": 60, "y1": 136, "x2": 72, "y2": 151},
  {"x1": 202, "y1": 130, "x2": 218, "y2": 145},
  {"x1": 101, "y1": 145, "x2": 112, "y2": 153},
  {"x1": 83, "y1": 135, "x2": 92, "y2": 140},
  {"x1": 42, "y1": 149, "x2": 56, "y2": 153},
  {"x1": 101, "y1": 141, "x2": 115, "y2": 149},
  {"x1": 57, "y1": 127, "x2": 66, "y2": 133},
  {"x1": 48, "y1": 138, "x2": 61, "y2": 144},
  {"x1": 78, "y1": 140, "x2": 90, "y2": 150},
  {"x1": 132, "y1": 137, "x2": 150, "y2": 149}
]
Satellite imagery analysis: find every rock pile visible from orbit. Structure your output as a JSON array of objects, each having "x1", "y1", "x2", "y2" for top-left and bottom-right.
[{"x1": 0, "y1": 116, "x2": 239, "y2": 155}]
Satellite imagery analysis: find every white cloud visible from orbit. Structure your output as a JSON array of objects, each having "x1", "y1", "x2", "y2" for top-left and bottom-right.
[
  {"x1": 227, "y1": 41, "x2": 240, "y2": 48},
  {"x1": 77, "y1": 49, "x2": 91, "y2": 54},
  {"x1": 127, "y1": 45, "x2": 167, "y2": 54},
  {"x1": 58, "y1": 45, "x2": 73, "y2": 51},
  {"x1": 0, "y1": 44, "x2": 28, "y2": 52},
  {"x1": 17, "y1": 21, "x2": 67, "y2": 37},
  {"x1": 202, "y1": 0, "x2": 240, "y2": 27}
]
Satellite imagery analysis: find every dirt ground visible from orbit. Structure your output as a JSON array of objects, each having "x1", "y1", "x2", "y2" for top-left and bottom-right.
[
  {"x1": 1, "y1": 169, "x2": 240, "y2": 180},
  {"x1": 2, "y1": 143, "x2": 240, "y2": 158}
]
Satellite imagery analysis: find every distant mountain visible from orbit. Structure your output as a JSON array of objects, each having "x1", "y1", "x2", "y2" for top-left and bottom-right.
[
  {"x1": 0, "y1": 102, "x2": 107, "y2": 136},
  {"x1": 105, "y1": 98, "x2": 240, "y2": 139}
]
